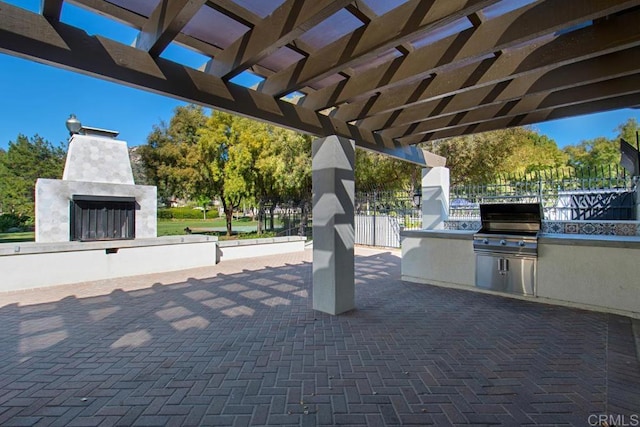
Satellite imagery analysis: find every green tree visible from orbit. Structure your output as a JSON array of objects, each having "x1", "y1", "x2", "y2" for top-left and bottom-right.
[
  {"x1": 252, "y1": 125, "x2": 312, "y2": 233},
  {"x1": 431, "y1": 127, "x2": 566, "y2": 185},
  {"x1": 563, "y1": 136, "x2": 618, "y2": 169},
  {"x1": 138, "y1": 104, "x2": 207, "y2": 205},
  {"x1": 616, "y1": 117, "x2": 639, "y2": 146},
  {"x1": 196, "y1": 111, "x2": 256, "y2": 236},
  {"x1": 355, "y1": 150, "x2": 421, "y2": 192},
  {"x1": 0, "y1": 134, "x2": 66, "y2": 217}
]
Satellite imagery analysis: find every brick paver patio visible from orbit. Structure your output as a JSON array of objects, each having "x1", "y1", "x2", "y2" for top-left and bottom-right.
[{"x1": 0, "y1": 247, "x2": 638, "y2": 426}]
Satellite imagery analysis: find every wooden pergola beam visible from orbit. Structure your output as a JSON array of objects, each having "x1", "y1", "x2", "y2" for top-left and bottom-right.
[
  {"x1": 40, "y1": 0, "x2": 64, "y2": 22},
  {"x1": 393, "y1": 72, "x2": 640, "y2": 142},
  {"x1": 330, "y1": 8, "x2": 640, "y2": 123},
  {"x1": 205, "y1": 0, "x2": 352, "y2": 79},
  {"x1": 301, "y1": 0, "x2": 637, "y2": 111},
  {"x1": 376, "y1": 45, "x2": 640, "y2": 137},
  {"x1": 69, "y1": 0, "x2": 223, "y2": 58},
  {"x1": 135, "y1": 0, "x2": 207, "y2": 57},
  {"x1": 399, "y1": 92, "x2": 640, "y2": 145},
  {"x1": 259, "y1": 0, "x2": 500, "y2": 97},
  {"x1": 0, "y1": 3, "x2": 428, "y2": 165},
  {"x1": 205, "y1": 0, "x2": 260, "y2": 28}
]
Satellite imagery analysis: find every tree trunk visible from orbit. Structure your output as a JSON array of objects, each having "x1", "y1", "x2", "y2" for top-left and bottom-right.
[
  {"x1": 221, "y1": 198, "x2": 233, "y2": 236},
  {"x1": 257, "y1": 204, "x2": 264, "y2": 235},
  {"x1": 269, "y1": 205, "x2": 275, "y2": 231},
  {"x1": 225, "y1": 208, "x2": 233, "y2": 236}
]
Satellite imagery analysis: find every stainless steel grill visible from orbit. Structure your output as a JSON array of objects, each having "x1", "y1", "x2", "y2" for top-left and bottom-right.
[{"x1": 473, "y1": 203, "x2": 543, "y2": 296}]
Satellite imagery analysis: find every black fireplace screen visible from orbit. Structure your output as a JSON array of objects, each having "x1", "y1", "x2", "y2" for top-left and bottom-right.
[{"x1": 70, "y1": 195, "x2": 135, "y2": 241}]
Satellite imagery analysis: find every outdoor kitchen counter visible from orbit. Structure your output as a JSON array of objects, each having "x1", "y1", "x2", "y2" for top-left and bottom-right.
[
  {"x1": 401, "y1": 229, "x2": 640, "y2": 318},
  {"x1": 538, "y1": 233, "x2": 640, "y2": 248},
  {"x1": 401, "y1": 229, "x2": 476, "y2": 289},
  {"x1": 401, "y1": 229, "x2": 475, "y2": 239}
]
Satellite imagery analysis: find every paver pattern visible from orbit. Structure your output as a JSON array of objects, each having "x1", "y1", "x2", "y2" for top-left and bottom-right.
[{"x1": 0, "y1": 247, "x2": 638, "y2": 426}]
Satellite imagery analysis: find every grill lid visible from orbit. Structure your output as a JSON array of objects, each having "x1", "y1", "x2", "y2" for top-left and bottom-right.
[{"x1": 478, "y1": 203, "x2": 543, "y2": 234}]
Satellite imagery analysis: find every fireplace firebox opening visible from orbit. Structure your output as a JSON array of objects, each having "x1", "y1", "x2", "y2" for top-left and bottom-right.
[{"x1": 70, "y1": 195, "x2": 136, "y2": 241}]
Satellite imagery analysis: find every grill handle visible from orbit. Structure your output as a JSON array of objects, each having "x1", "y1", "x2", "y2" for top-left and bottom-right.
[{"x1": 498, "y1": 258, "x2": 509, "y2": 274}]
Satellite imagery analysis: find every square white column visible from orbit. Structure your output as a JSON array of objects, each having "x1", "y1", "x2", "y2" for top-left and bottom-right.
[
  {"x1": 422, "y1": 166, "x2": 450, "y2": 230},
  {"x1": 312, "y1": 135, "x2": 355, "y2": 315}
]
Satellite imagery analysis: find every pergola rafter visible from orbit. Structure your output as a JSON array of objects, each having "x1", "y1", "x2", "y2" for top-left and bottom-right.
[
  {"x1": 380, "y1": 48, "x2": 640, "y2": 140},
  {"x1": 0, "y1": 2, "x2": 428, "y2": 165},
  {"x1": 394, "y1": 72, "x2": 640, "y2": 144},
  {"x1": 330, "y1": 8, "x2": 640, "y2": 125},
  {"x1": 260, "y1": 0, "x2": 501, "y2": 97},
  {"x1": 135, "y1": 0, "x2": 208, "y2": 57},
  {"x1": 204, "y1": 0, "x2": 352, "y2": 79},
  {"x1": 300, "y1": 0, "x2": 637, "y2": 111},
  {"x1": 408, "y1": 93, "x2": 640, "y2": 145},
  {"x1": 1, "y1": 0, "x2": 639, "y2": 166},
  {"x1": 40, "y1": 0, "x2": 64, "y2": 22}
]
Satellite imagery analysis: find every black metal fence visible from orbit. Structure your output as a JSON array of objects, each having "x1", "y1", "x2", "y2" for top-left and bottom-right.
[
  {"x1": 266, "y1": 166, "x2": 636, "y2": 248},
  {"x1": 450, "y1": 166, "x2": 637, "y2": 220},
  {"x1": 355, "y1": 190, "x2": 422, "y2": 248}
]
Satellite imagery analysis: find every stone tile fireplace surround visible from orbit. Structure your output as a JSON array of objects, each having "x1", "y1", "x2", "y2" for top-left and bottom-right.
[{"x1": 35, "y1": 131, "x2": 156, "y2": 243}]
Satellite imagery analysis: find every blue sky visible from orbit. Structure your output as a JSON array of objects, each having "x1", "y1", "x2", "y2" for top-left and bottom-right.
[{"x1": 1, "y1": 0, "x2": 639, "y2": 151}]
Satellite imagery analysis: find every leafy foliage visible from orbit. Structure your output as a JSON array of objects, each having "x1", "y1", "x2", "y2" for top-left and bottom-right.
[
  {"x1": 616, "y1": 117, "x2": 640, "y2": 146},
  {"x1": 0, "y1": 213, "x2": 30, "y2": 232},
  {"x1": 0, "y1": 134, "x2": 66, "y2": 216},
  {"x1": 430, "y1": 127, "x2": 567, "y2": 185},
  {"x1": 157, "y1": 206, "x2": 218, "y2": 220},
  {"x1": 563, "y1": 117, "x2": 640, "y2": 170},
  {"x1": 137, "y1": 105, "x2": 208, "y2": 204},
  {"x1": 355, "y1": 150, "x2": 421, "y2": 192}
]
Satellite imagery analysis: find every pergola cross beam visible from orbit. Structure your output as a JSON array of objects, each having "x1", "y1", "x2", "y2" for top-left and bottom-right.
[
  {"x1": 301, "y1": 0, "x2": 637, "y2": 111},
  {"x1": 259, "y1": 0, "x2": 501, "y2": 97},
  {"x1": 330, "y1": 8, "x2": 640, "y2": 125},
  {"x1": 205, "y1": 0, "x2": 352, "y2": 80},
  {"x1": 135, "y1": 0, "x2": 208, "y2": 57},
  {"x1": 382, "y1": 47, "x2": 640, "y2": 139},
  {"x1": 0, "y1": 3, "x2": 430, "y2": 166}
]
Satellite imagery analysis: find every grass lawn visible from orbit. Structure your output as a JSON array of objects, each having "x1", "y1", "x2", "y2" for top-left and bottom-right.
[
  {"x1": 0, "y1": 231, "x2": 35, "y2": 243},
  {"x1": 157, "y1": 218, "x2": 261, "y2": 238},
  {"x1": 0, "y1": 218, "x2": 270, "y2": 243}
]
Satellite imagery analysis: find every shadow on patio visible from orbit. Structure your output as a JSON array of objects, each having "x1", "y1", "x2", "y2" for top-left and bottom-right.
[{"x1": 0, "y1": 248, "x2": 638, "y2": 426}]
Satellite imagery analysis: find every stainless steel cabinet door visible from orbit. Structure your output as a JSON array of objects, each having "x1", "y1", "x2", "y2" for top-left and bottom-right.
[
  {"x1": 475, "y1": 254, "x2": 507, "y2": 292},
  {"x1": 503, "y1": 257, "x2": 536, "y2": 296},
  {"x1": 475, "y1": 254, "x2": 536, "y2": 296}
]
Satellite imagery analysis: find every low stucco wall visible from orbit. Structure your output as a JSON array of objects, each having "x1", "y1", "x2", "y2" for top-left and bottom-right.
[
  {"x1": 217, "y1": 236, "x2": 307, "y2": 261},
  {"x1": 537, "y1": 235, "x2": 640, "y2": 316},
  {"x1": 401, "y1": 230, "x2": 475, "y2": 288},
  {"x1": 401, "y1": 230, "x2": 640, "y2": 318},
  {"x1": 0, "y1": 236, "x2": 217, "y2": 292}
]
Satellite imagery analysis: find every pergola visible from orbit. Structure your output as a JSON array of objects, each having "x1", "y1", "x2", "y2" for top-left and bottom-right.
[{"x1": 2, "y1": 0, "x2": 640, "y2": 313}]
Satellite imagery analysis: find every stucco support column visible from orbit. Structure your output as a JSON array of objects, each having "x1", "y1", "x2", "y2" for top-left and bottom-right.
[
  {"x1": 312, "y1": 135, "x2": 355, "y2": 315},
  {"x1": 422, "y1": 166, "x2": 450, "y2": 230}
]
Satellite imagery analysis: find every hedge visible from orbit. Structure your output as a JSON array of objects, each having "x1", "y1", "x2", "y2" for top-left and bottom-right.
[
  {"x1": 158, "y1": 207, "x2": 219, "y2": 220},
  {"x1": 0, "y1": 213, "x2": 31, "y2": 232}
]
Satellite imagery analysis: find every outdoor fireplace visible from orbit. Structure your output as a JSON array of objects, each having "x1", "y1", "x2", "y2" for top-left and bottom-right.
[
  {"x1": 70, "y1": 195, "x2": 136, "y2": 241},
  {"x1": 35, "y1": 121, "x2": 156, "y2": 243}
]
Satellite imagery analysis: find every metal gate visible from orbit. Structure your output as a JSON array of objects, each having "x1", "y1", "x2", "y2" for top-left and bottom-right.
[{"x1": 354, "y1": 190, "x2": 422, "y2": 248}]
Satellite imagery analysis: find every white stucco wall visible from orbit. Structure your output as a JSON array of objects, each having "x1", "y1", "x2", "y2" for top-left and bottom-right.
[
  {"x1": 401, "y1": 230, "x2": 640, "y2": 318},
  {"x1": 217, "y1": 236, "x2": 307, "y2": 261},
  {"x1": 0, "y1": 236, "x2": 216, "y2": 292},
  {"x1": 537, "y1": 238, "x2": 640, "y2": 316},
  {"x1": 421, "y1": 167, "x2": 450, "y2": 230},
  {"x1": 401, "y1": 231, "x2": 475, "y2": 287}
]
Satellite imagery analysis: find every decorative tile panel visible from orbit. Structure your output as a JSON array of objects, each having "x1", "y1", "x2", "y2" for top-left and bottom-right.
[{"x1": 447, "y1": 220, "x2": 640, "y2": 236}]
